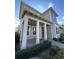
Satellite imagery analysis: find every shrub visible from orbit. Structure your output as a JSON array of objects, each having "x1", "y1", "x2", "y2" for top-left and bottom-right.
[
  {"x1": 40, "y1": 46, "x2": 59, "y2": 59},
  {"x1": 15, "y1": 47, "x2": 20, "y2": 52},
  {"x1": 52, "y1": 48, "x2": 64, "y2": 59},
  {"x1": 40, "y1": 53, "x2": 52, "y2": 59},
  {"x1": 49, "y1": 46, "x2": 59, "y2": 56},
  {"x1": 53, "y1": 38, "x2": 57, "y2": 41},
  {"x1": 40, "y1": 48, "x2": 64, "y2": 59},
  {"x1": 59, "y1": 33, "x2": 64, "y2": 43},
  {"x1": 15, "y1": 40, "x2": 51, "y2": 59}
]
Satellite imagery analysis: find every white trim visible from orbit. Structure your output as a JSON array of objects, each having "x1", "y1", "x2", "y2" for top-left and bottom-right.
[{"x1": 26, "y1": 15, "x2": 51, "y2": 25}]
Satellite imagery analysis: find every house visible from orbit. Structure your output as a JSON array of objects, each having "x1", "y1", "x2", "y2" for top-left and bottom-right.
[
  {"x1": 55, "y1": 24, "x2": 64, "y2": 38},
  {"x1": 19, "y1": 1, "x2": 58, "y2": 50}
]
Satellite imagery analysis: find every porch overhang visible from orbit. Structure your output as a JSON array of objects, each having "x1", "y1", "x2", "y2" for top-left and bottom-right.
[{"x1": 21, "y1": 10, "x2": 53, "y2": 24}]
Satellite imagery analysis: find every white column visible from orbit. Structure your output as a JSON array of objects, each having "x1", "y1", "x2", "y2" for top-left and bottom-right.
[
  {"x1": 53, "y1": 24, "x2": 57, "y2": 38},
  {"x1": 36, "y1": 20, "x2": 40, "y2": 44},
  {"x1": 44, "y1": 23, "x2": 47, "y2": 40},
  {"x1": 21, "y1": 15, "x2": 28, "y2": 50},
  {"x1": 20, "y1": 19, "x2": 22, "y2": 48}
]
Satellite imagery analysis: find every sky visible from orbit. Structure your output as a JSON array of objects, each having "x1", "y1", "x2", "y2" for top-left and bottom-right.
[{"x1": 15, "y1": 0, "x2": 64, "y2": 27}]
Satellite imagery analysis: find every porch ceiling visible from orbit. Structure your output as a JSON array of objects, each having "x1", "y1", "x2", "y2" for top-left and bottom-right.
[
  {"x1": 28, "y1": 19, "x2": 36, "y2": 26},
  {"x1": 28, "y1": 18, "x2": 45, "y2": 26}
]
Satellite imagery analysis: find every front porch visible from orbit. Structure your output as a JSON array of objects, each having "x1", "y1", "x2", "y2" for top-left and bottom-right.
[
  {"x1": 20, "y1": 15, "x2": 53, "y2": 50},
  {"x1": 27, "y1": 18, "x2": 52, "y2": 40},
  {"x1": 20, "y1": 15, "x2": 52, "y2": 48}
]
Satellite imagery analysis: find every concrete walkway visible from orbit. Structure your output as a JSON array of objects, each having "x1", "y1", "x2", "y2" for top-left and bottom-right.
[{"x1": 51, "y1": 40, "x2": 64, "y2": 48}]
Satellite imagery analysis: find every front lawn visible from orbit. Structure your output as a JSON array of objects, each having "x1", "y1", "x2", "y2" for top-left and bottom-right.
[{"x1": 15, "y1": 40, "x2": 64, "y2": 59}]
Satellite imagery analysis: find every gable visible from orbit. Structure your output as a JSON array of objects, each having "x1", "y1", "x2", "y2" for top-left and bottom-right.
[
  {"x1": 19, "y1": 1, "x2": 41, "y2": 19},
  {"x1": 42, "y1": 10, "x2": 50, "y2": 21},
  {"x1": 19, "y1": 1, "x2": 58, "y2": 24},
  {"x1": 42, "y1": 7, "x2": 58, "y2": 23}
]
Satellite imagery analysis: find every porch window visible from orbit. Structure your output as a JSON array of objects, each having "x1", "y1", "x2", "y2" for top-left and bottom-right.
[
  {"x1": 32, "y1": 26, "x2": 36, "y2": 35},
  {"x1": 27, "y1": 26, "x2": 29, "y2": 35}
]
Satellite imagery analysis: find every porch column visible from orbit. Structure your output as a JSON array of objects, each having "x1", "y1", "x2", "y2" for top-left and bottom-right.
[
  {"x1": 44, "y1": 23, "x2": 47, "y2": 40},
  {"x1": 53, "y1": 24, "x2": 57, "y2": 38},
  {"x1": 20, "y1": 19, "x2": 22, "y2": 49},
  {"x1": 36, "y1": 20, "x2": 40, "y2": 44},
  {"x1": 21, "y1": 15, "x2": 28, "y2": 50}
]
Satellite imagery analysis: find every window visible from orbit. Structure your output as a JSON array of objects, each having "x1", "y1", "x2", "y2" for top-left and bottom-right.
[
  {"x1": 27, "y1": 26, "x2": 29, "y2": 35},
  {"x1": 32, "y1": 26, "x2": 36, "y2": 35}
]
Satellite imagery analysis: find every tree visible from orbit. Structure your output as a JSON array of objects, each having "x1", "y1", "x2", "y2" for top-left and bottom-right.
[{"x1": 15, "y1": 32, "x2": 20, "y2": 45}]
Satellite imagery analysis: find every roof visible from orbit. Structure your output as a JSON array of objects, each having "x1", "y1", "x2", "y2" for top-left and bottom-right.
[{"x1": 19, "y1": 1, "x2": 58, "y2": 23}]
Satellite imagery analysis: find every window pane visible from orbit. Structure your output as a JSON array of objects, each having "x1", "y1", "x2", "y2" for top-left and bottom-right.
[
  {"x1": 27, "y1": 26, "x2": 29, "y2": 35},
  {"x1": 33, "y1": 26, "x2": 36, "y2": 35}
]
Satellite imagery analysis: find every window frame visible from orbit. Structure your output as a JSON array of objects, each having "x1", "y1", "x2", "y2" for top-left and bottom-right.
[{"x1": 27, "y1": 25, "x2": 30, "y2": 35}]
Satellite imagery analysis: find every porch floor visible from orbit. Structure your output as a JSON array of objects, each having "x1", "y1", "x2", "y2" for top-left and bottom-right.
[{"x1": 27, "y1": 39, "x2": 44, "y2": 48}]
